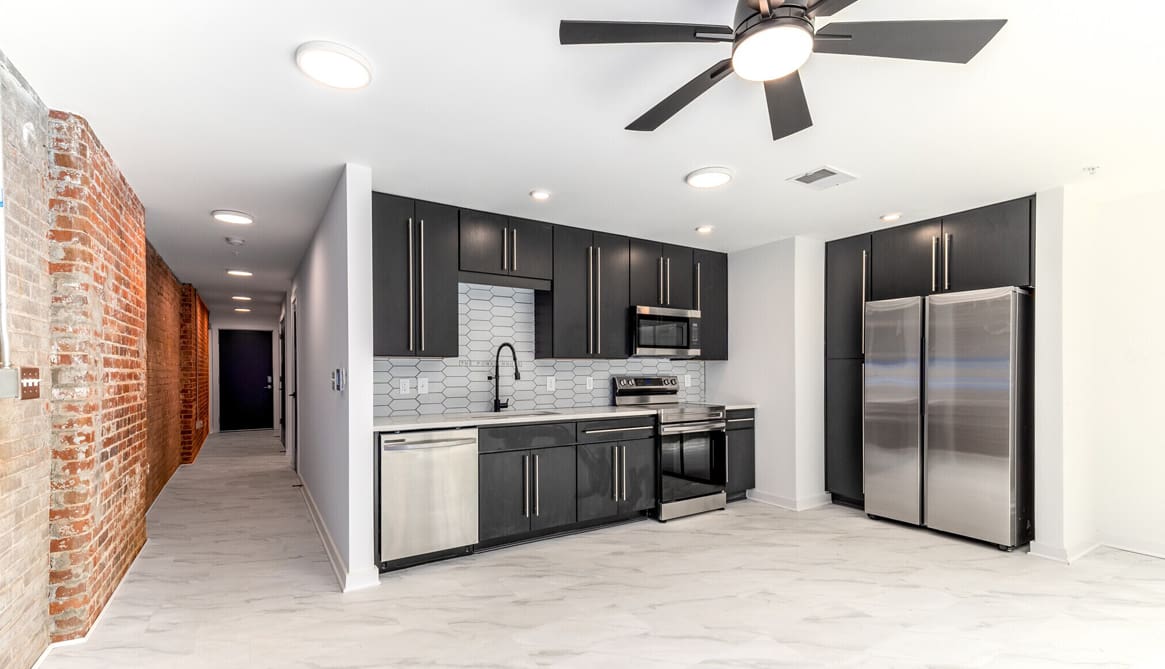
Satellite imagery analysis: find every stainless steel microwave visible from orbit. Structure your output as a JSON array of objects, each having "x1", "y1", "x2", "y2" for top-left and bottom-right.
[{"x1": 632, "y1": 306, "x2": 701, "y2": 358}]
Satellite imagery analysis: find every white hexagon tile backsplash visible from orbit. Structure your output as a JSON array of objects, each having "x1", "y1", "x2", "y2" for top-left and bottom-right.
[{"x1": 373, "y1": 284, "x2": 705, "y2": 417}]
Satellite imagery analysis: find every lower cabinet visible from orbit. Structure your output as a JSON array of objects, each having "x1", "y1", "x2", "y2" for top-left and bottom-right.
[
  {"x1": 577, "y1": 437, "x2": 655, "y2": 522},
  {"x1": 726, "y1": 410, "x2": 756, "y2": 501},
  {"x1": 479, "y1": 445, "x2": 576, "y2": 543},
  {"x1": 825, "y1": 358, "x2": 864, "y2": 504}
]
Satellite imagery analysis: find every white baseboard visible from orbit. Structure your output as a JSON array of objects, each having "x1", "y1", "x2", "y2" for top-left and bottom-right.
[
  {"x1": 297, "y1": 474, "x2": 380, "y2": 593},
  {"x1": 1099, "y1": 536, "x2": 1165, "y2": 562},
  {"x1": 1028, "y1": 541, "x2": 1069, "y2": 563},
  {"x1": 746, "y1": 489, "x2": 832, "y2": 512}
]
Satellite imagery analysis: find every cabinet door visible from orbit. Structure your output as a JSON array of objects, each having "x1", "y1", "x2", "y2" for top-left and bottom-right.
[
  {"x1": 551, "y1": 226, "x2": 592, "y2": 358},
  {"x1": 479, "y1": 450, "x2": 531, "y2": 542},
  {"x1": 577, "y1": 442, "x2": 619, "y2": 522},
  {"x1": 628, "y1": 239, "x2": 663, "y2": 308},
  {"x1": 825, "y1": 235, "x2": 870, "y2": 359},
  {"x1": 530, "y1": 446, "x2": 576, "y2": 532},
  {"x1": 372, "y1": 193, "x2": 415, "y2": 357},
  {"x1": 662, "y1": 245, "x2": 694, "y2": 310},
  {"x1": 726, "y1": 428, "x2": 756, "y2": 498},
  {"x1": 415, "y1": 201, "x2": 459, "y2": 357},
  {"x1": 509, "y1": 218, "x2": 554, "y2": 281},
  {"x1": 595, "y1": 232, "x2": 630, "y2": 359},
  {"x1": 619, "y1": 437, "x2": 656, "y2": 514},
  {"x1": 942, "y1": 197, "x2": 1033, "y2": 292},
  {"x1": 459, "y1": 209, "x2": 508, "y2": 275},
  {"x1": 871, "y1": 219, "x2": 942, "y2": 300},
  {"x1": 693, "y1": 250, "x2": 728, "y2": 360},
  {"x1": 825, "y1": 358, "x2": 864, "y2": 503}
]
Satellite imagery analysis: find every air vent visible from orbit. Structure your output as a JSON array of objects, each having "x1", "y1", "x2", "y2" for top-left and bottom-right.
[{"x1": 787, "y1": 165, "x2": 858, "y2": 191}]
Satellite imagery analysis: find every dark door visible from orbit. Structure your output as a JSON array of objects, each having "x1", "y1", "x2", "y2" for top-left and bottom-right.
[
  {"x1": 479, "y1": 450, "x2": 531, "y2": 542},
  {"x1": 595, "y1": 232, "x2": 630, "y2": 359},
  {"x1": 459, "y1": 209, "x2": 508, "y2": 276},
  {"x1": 871, "y1": 219, "x2": 942, "y2": 300},
  {"x1": 372, "y1": 193, "x2": 415, "y2": 357},
  {"x1": 825, "y1": 234, "x2": 871, "y2": 359},
  {"x1": 577, "y1": 442, "x2": 619, "y2": 522},
  {"x1": 628, "y1": 239, "x2": 663, "y2": 308},
  {"x1": 942, "y1": 197, "x2": 1033, "y2": 292},
  {"x1": 530, "y1": 446, "x2": 576, "y2": 532},
  {"x1": 726, "y1": 426, "x2": 756, "y2": 498},
  {"x1": 551, "y1": 226, "x2": 592, "y2": 358},
  {"x1": 662, "y1": 245, "x2": 694, "y2": 309},
  {"x1": 693, "y1": 249, "x2": 728, "y2": 360},
  {"x1": 620, "y1": 438, "x2": 656, "y2": 514},
  {"x1": 825, "y1": 358, "x2": 864, "y2": 503},
  {"x1": 508, "y1": 218, "x2": 554, "y2": 281},
  {"x1": 219, "y1": 330, "x2": 273, "y2": 431},
  {"x1": 415, "y1": 201, "x2": 459, "y2": 357}
]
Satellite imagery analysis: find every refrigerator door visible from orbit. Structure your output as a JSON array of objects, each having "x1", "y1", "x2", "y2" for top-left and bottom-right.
[
  {"x1": 863, "y1": 297, "x2": 923, "y2": 525},
  {"x1": 925, "y1": 287, "x2": 1022, "y2": 546}
]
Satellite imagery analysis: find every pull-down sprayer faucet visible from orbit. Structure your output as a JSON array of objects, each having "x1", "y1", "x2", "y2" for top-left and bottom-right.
[{"x1": 489, "y1": 342, "x2": 521, "y2": 412}]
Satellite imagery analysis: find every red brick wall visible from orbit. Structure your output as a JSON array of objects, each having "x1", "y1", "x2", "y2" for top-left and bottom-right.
[
  {"x1": 47, "y1": 110, "x2": 148, "y2": 642},
  {"x1": 180, "y1": 284, "x2": 209, "y2": 462},
  {"x1": 145, "y1": 242, "x2": 182, "y2": 503}
]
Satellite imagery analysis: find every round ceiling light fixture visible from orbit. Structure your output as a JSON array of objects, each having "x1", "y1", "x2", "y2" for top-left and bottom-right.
[
  {"x1": 232, "y1": 295, "x2": 252, "y2": 302},
  {"x1": 213, "y1": 210, "x2": 254, "y2": 225},
  {"x1": 529, "y1": 189, "x2": 551, "y2": 202},
  {"x1": 731, "y1": 16, "x2": 815, "y2": 82},
  {"x1": 227, "y1": 269, "x2": 253, "y2": 277},
  {"x1": 695, "y1": 225, "x2": 715, "y2": 235},
  {"x1": 880, "y1": 212, "x2": 902, "y2": 223},
  {"x1": 295, "y1": 41, "x2": 372, "y2": 89},
  {"x1": 685, "y1": 167, "x2": 734, "y2": 189}
]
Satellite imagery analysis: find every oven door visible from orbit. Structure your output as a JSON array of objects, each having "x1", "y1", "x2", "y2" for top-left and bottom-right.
[
  {"x1": 633, "y1": 306, "x2": 701, "y2": 358},
  {"x1": 659, "y1": 422, "x2": 726, "y2": 504}
]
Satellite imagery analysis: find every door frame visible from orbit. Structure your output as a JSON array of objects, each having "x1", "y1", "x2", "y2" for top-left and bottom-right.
[{"x1": 210, "y1": 323, "x2": 281, "y2": 434}]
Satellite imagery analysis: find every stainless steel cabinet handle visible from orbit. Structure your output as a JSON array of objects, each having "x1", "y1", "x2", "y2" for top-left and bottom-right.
[
  {"x1": 620, "y1": 445, "x2": 627, "y2": 501},
  {"x1": 611, "y1": 445, "x2": 619, "y2": 501},
  {"x1": 943, "y1": 232, "x2": 951, "y2": 290},
  {"x1": 533, "y1": 454, "x2": 541, "y2": 517},
  {"x1": 408, "y1": 218, "x2": 415, "y2": 352},
  {"x1": 419, "y1": 219, "x2": 426, "y2": 352},
  {"x1": 666, "y1": 258, "x2": 671, "y2": 305},
  {"x1": 512, "y1": 228, "x2": 518, "y2": 272},
  {"x1": 860, "y1": 249, "x2": 867, "y2": 354},
  {"x1": 727, "y1": 418, "x2": 754, "y2": 424},
  {"x1": 660, "y1": 420, "x2": 727, "y2": 435},
  {"x1": 502, "y1": 226, "x2": 509, "y2": 271},
  {"x1": 658, "y1": 257, "x2": 664, "y2": 304},
  {"x1": 587, "y1": 246, "x2": 594, "y2": 355},
  {"x1": 931, "y1": 236, "x2": 938, "y2": 292},
  {"x1": 382, "y1": 438, "x2": 477, "y2": 452},
  {"x1": 596, "y1": 246, "x2": 602, "y2": 355},
  {"x1": 582, "y1": 425, "x2": 654, "y2": 435},
  {"x1": 696, "y1": 261, "x2": 702, "y2": 311},
  {"x1": 523, "y1": 454, "x2": 530, "y2": 518}
]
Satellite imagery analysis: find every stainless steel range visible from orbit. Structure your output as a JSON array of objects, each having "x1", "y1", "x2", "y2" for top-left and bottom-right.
[{"x1": 613, "y1": 375, "x2": 727, "y2": 521}]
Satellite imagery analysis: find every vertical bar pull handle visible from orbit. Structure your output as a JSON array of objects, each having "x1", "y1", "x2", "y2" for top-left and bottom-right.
[
  {"x1": 523, "y1": 454, "x2": 530, "y2": 518},
  {"x1": 931, "y1": 236, "x2": 938, "y2": 292},
  {"x1": 696, "y1": 261, "x2": 702, "y2": 311},
  {"x1": 666, "y1": 257, "x2": 671, "y2": 305},
  {"x1": 621, "y1": 445, "x2": 628, "y2": 501},
  {"x1": 611, "y1": 445, "x2": 619, "y2": 501},
  {"x1": 860, "y1": 249, "x2": 867, "y2": 355},
  {"x1": 943, "y1": 233, "x2": 951, "y2": 290},
  {"x1": 502, "y1": 225, "x2": 509, "y2": 271},
  {"x1": 533, "y1": 454, "x2": 541, "y2": 517},
  {"x1": 587, "y1": 246, "x2": 594, "y2": 355},
  {"x1": 512, "y1": 228, "x2": 518, "y2": 272},
  {"x1": 658, "y1": 257, "x2": 664, "y2": 305},
  {"x1": 408, "y1": 218, "x2": 415, "y2": 352},
  {"x1": 596, "y1": 246, "x2": 602, "y2": 355},
  {"x1": 419, "y1": 220, "x2": 425, "y2": 352}
]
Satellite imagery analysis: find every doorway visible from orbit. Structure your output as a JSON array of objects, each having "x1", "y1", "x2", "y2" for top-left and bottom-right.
[{"x1": 219, "y1": 330, "x2": 274, "y2": 431}]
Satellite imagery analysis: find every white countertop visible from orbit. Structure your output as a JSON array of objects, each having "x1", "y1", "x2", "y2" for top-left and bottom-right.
[
  {"x1": 373, "y1": 406, "x2": 657, "y2": 433},
  {"x1": 721, "y1": 403, "x2": 756, "y2": 411}
]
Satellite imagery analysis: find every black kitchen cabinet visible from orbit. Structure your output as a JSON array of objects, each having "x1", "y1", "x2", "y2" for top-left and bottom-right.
[
  {"x1": 530, "y1": 446, "x2": 576, "y2": 531},
  {"x1": 941, "y1": 197, "x2": 1033, "y2": 292},
  {"x1": 459, "y1": 210, "x2": 553, "y2": 281},
  {"x1": 479, "y1": 445, "x2": 577, "y2": 543},
  {"x1": 372, "y1": 193, "x2": 458, "y2": 357},
  {"x1": 577, "y1": 437, "x2": 655, "y2": 522},
  {"x1": 726, "y1": 410, "x2": 756, "y2": 501},
  {"x1": 825, "y1": 358, "x2": 864, "y2": 504},
  {"x1": 536, "y1": 228, "x2": 629, "y2": 359},
  {"x1": 871, "y1": 219, "x2": 942, "y2": 300},
  {"x1": 825, "y1": 234, "x2": 870, "y2": 359},
  {"x1": 693, "y1": 249, "x2": 728, "y2": 360},
  {"x1": 629, "y1": 240, "x2": 694, "y2": 309}
]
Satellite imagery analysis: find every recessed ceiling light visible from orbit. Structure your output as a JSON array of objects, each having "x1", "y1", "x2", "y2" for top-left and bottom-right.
[
  {"x1": 212, "y1": 210, "x2": 253, "y2": 225},
  {"x1": 880, "y1": 212, "x2": 902, "y2": 223},
  {"x1": 227, "y1": 269, "x2": 253, "y2": 277},
  {"x1": 529, "y1": 189, "x2": 551, "y2": 202},
  {"x1": 685, "y1": 167, "x2": 734, "y2": 189},
  {"x1": 695, "y1": 225, "x2": 715, "y2": 235},
  {"x1": 234, "y1": 308, "x2": 252, "y2": 313},
  {"x1": 295, "y1": 41, "x2": 372, "y2": 89},
  {"x1": 732, "y1": 19, "x2": 815, "y2": 82},
  {"x1": 232, "y1": 296, "x2": 252, "y2": 302}
]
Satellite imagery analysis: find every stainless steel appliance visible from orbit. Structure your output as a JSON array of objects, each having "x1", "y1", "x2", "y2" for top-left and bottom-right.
[
  {"x1": 862, "y1": 287, "x2": 1033, "y2": 549},
  {"x1": 613, "y1": 375, "x2": 727, "y2": 520},
  {"x1": 377, "y1": 428, "x2": 479, "y2": 566},
  {"x1": 631, "y1": 306, "x2": 702, "y2": 358}
]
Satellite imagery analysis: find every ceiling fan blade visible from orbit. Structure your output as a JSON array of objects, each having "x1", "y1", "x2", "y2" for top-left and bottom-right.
[
  {"x1": 763, "y1": 72, "x2": 813, "y2": 141},
  {"x1": 560, "y1": 20, "x2": 733, "y2": 45},
  {"x1": 814, "y1": 20, "x2": 1007, "y2": 64},
  {"x1": 627, "y1": 59, "x2": 735, "y2": 132},
  {"x1": 806, "y1": 0, "x2": 862, "y2": 17}
]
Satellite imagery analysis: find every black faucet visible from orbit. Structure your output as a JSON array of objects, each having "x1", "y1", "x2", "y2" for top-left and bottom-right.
[{"x1": 489, "y1": 342, "x2": 521, "y2": 412}]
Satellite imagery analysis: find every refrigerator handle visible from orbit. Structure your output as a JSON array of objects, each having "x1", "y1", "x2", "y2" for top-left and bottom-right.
[
  {"x1": 860, "y1": 361, "x2": 866, "y2": 495},
  {"x1": 860, "y1": 249, "x2": 867, "y2": 354}
]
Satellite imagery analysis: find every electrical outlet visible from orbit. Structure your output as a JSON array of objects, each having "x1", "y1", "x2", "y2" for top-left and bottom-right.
[
  {"x1": 585, "y1": 377, "x2": 594, "y2": 391},
  {"x1": 20, "y1": 367, "x2": 41, "y2": 400},
  {"x1": 546, "y1": 376, "x2": 556, "y2": 392},
  {"x1": 399, "y1": 378, "x2": 412, "y2": 395},
  {"x1": 684, "y1": 374, "x2": 692, "y2": 387},
  {"x1": 418, "y1": 377, "x2": 429, "y2": 395}
]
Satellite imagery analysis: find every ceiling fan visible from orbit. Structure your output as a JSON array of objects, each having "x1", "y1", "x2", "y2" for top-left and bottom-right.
[{"x1": 560, "y1": 0, "x2": 1006, "y2": 141}]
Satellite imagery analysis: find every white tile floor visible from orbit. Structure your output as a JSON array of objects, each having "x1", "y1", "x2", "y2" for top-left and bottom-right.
[{"x1": 42, "y1": 430, "x2": 1165, "y2": 668}]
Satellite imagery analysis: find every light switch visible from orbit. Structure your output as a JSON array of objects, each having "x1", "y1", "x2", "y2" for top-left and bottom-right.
[
  {"x1": 418, "y1": 377, "x2": 429, "y2": 395},
  {"x1": 546, "y1": 376, "x2": 556, "y2": 392},
  {"x1": 684, "y1": 374, "x2": 692, "y2": 387},
  {"x1": 399, "y1": 378, "x2": 412, "y2": 395},
  {"x1": 585, "y1": 377, "x2": 594, "y2": 391}
]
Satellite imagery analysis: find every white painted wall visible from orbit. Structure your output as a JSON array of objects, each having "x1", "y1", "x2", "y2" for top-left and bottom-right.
[
  {"x1": 706, "y1": 236, "x2": 828, "y2": 510},
  {"x1": 288, "y1": 163, "x2": 377, "y2": 591}
]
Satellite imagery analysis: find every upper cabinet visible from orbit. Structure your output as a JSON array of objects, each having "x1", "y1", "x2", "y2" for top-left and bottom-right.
[
  {"x1": 941, "y1": 197, "x2": 1033, "y2": 292},
  {"x1": 536, "y1": 227, "x2": 630, "y2": 359},
  {"x1": 693, "y1": 249, "x2": 728, "y2": 361},
  {"x1": 871, "y1": 219, "x2": 943, "y2": 301},
  {"x1": 372, "y1": 193, "x2": 459, "y2": 358},
  {"x1": 629, "y1": 240, "x2": 693, "y2": 310},
  {"x1": 825, "y1": 234, "x2": 871, "y2": 359},
  {"x1": 459, "y1": 210, "x2": 553, "y2": 281}
]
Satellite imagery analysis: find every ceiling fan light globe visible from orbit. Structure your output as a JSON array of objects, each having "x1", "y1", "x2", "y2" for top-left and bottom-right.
[{"x1": 732, "y1": 22, "x2": 814, "y2": 82}]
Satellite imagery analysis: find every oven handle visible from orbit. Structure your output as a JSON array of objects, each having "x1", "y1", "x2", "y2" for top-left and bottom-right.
[{"x1": 659, "y1": 421, "x2": 727, "y2": 436}]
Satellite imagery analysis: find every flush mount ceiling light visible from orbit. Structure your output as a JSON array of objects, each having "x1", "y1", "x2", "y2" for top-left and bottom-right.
[
  {"x1": 295, "y1": 41, "x2": 372, "y2": 89},
  {"x1": 732, "y1": 16, "x2": 814, "y2": 82},
  {"x1": 529, "y1": 189, "x2": 552, "y2": 202},
  {"x1": 231, "y1": 296, "x2": 252, "y2": 302},
  {"x1": 685, "y1": 167, "x2": 734, "y2": 189},
  {"x1": 880, "y1": 212, "x2": 902, "y2": 223},
  {"x1": 227, "y1": 269, "x2": 253, "y2": 277},
  {"x1": 695, "y1": 225, "x2": 715, "y2": 235},
  {"x1": 212, "y1": 210, "x2": 253, "y2": 225},
  {"x1": 234, "y1": 308, "x2": 252, "y2": 313}
]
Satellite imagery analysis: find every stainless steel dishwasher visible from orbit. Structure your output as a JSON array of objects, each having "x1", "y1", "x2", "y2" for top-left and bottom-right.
[{"x1": 378, "y1": 428, "x2": 478, "y2": 564}]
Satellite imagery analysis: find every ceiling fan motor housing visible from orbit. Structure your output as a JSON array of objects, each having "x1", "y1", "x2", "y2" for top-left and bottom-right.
[{"x1": 735, "y1": 0, "x2": 814, "y2": 34}]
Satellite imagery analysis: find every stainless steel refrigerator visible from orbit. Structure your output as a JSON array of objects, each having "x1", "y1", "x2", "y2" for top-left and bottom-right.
[{"x1": 863, "y1": 287, "x2": 1033, "y2": 549}]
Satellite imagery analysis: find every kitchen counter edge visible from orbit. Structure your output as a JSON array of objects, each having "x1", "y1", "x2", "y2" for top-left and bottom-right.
[{"x1": 373, "y1": 406, "x2": 658, "y2": 433}]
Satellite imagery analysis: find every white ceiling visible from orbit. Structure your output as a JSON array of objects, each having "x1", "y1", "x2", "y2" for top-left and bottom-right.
[{"x1": 2, "y1": 0, "x2": 1163, "y2": 323}]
